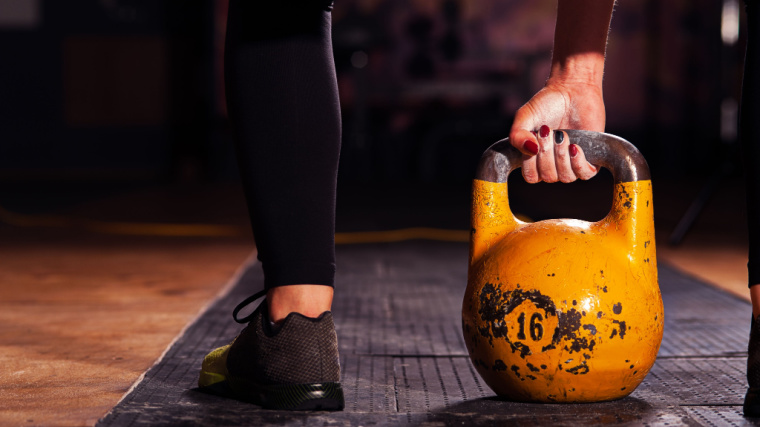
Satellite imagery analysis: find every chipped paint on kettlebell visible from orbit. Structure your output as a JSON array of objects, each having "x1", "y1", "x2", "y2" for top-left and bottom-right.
[{"x1": 463, "y1": 179, "x2": 664, "y2": 403}]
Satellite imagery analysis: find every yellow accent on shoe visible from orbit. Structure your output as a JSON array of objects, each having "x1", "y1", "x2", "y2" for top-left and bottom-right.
[{"x1": 198, "y1": 344, "x2": 232, "y2": 387}]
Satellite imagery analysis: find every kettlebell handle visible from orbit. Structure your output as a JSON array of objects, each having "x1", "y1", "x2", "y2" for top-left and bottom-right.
[{"x1": 475, "y1": 130, "x2": 650, "y2": 183}]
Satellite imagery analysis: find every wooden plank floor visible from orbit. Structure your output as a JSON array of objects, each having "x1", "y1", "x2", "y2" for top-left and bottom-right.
[
  {"x1": 0, "y1": 229, "x2": 254, "y2": 426},
  {"x1": 659, "y1": 234, "x2": 750, "y2": 302},
  {"x1": 0, "y1": 182, "x2": 256, "y2": 426}
]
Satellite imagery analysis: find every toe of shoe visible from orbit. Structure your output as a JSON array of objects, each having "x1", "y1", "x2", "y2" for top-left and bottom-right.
[{"x1": 198, "y1": 344, "x2": 232, "y2": 387}]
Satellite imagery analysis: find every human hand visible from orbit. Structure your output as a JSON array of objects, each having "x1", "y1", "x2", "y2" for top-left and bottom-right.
[{"x1": 509, "y1": 81, "x2": 605, "y2": 183}]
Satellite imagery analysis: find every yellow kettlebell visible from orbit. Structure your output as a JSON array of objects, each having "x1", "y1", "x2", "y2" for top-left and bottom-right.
[{"x1": 462, "y1": 130, "x2": 663, "y2": 403}]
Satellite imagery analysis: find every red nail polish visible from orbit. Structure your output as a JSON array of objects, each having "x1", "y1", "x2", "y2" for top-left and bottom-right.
[
  {"x1": 524, "y1": 140, "x2": 539, "y2": 155},
  {"x1": 569, "y1": 144, "x2": 578, "y2": 157},
  {"x1": 539, "y1": 125, "x2": 551, "y2": 138}
]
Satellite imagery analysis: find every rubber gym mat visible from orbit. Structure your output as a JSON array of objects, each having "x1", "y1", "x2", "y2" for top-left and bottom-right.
[{"x1": 98, "y1": 241, "x2": 757, "y2": 426}]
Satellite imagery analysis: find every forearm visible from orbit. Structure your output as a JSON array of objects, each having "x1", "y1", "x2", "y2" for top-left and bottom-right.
[{"x1": 549, "y1": 0, "x2": 615, "y2": 87}]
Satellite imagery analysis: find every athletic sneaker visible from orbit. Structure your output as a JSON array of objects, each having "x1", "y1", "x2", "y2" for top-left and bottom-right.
[
  {"x1": 198, "y1": 289, "x2": 345, "y2": 411},
  {"x1": 745, "y1": 315, "x2": 760, "y2": 417}
]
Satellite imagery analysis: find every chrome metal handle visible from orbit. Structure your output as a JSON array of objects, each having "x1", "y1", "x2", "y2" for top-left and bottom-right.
[{"x1": 475, "y1": 130, "x2": 650, "y2": 184}]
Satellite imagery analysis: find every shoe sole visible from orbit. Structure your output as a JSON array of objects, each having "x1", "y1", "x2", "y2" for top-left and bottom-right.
[
  {"x1": 228, "y1": 377, "x2": 345, "y2": 411},
  {"x1": 199, "y1": 346, "x2": 344, "y2": 411}
]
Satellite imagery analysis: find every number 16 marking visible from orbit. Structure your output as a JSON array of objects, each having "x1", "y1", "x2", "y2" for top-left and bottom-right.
[{"x1": 517, "y1": 312, "x2": 544, "y2": 341}]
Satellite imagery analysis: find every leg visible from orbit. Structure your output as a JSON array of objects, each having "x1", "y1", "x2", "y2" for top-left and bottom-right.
[
  {"x1": 225, "y1": 0, "x2": 341, "y2": 309},
  {"x1": 198, "y1": 0, "x2": 344, "y2": 410},
  {"x1": 742, "y1": 0, "x2": 760, "y2": 417},
  {"x1": 225, "y1": 0, "x2": 341, "y2": 322}
]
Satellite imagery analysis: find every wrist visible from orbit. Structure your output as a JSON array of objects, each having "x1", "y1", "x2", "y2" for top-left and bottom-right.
[{"x1": 548, "y1": 52, "x2": 605, "y2": 88}]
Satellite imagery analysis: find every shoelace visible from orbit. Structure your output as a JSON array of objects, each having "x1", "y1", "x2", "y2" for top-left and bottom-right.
[{"x1": 232, "y1": 288, "x2": 267, "y2": 324}]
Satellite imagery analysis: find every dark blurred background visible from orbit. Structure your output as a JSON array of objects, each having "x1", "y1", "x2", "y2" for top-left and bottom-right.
[{"x1": 0, "y1": 0, "x2": 748, "y2": 233}]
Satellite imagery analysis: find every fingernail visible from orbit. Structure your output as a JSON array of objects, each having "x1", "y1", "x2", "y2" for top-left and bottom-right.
[
  {"x1": 554, "y1": 130, "x2": 564, "y2": 145},
  {"x1": 569, "y1": 144, "x2": 578, "y2": 157},
  {"x1": 524, "y1": 140, "x2": 539, "y2": 155},
  {"x1": 539, "y1": 125, "x2": 550, "y2": 138}
]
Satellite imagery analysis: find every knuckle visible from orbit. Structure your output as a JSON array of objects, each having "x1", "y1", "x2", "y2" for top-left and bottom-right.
[
  {"x1": 570, "y1": 159, "x2": 585, "y2": 172},
  {"x1": 523, "y1": 170, "x2": 539, "y2": 183}
]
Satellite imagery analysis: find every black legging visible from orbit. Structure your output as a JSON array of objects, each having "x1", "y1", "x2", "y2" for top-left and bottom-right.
[
  {"x1": 225, "y1": 0, "x2": 340, "y2": 289},
  {"x1": 744, "y1": 0, "x2": 760, "y2": 287}
]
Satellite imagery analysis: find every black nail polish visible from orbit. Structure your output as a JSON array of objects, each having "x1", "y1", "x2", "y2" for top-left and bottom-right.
[{"x1": 554, "y1": 130, "x2": 564, "y2": 144}]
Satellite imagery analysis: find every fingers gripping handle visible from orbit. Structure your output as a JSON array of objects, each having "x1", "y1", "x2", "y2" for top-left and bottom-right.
[{"x1": 475, "y1": 130, "x2": 650, "y2": 183}]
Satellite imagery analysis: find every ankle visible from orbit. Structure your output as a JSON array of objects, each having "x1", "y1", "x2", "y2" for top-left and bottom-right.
[
  {"x1": 751, "y1": 285, "x2": 760, "y2": 318},
  {"x1": 267, "y1": 284, "x2": 334, "y2": 323}
]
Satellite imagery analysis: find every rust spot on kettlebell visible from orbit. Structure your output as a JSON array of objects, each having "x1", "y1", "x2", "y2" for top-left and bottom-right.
[
  {"x1": 566, "y1": 362, "x2": 590, "y2": 375},
  {"x1": 557, "y1": 308, "x2": 597, "y2": 353},
  {"x1": 511, "y1": 365, "x2": 522, "y2": 378},
  {"x1": 613, "y1": 302, "x2": 622, "y2": 314},
  {"x1": 618, "y1": 187, "x2": 633, "y2": 209},
  {"x1": 493, "y1": 359, "x2": 507, "y2": 371},
  {"x1": 613, "y1": 320, "x2": 627, "y2": 338}
]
